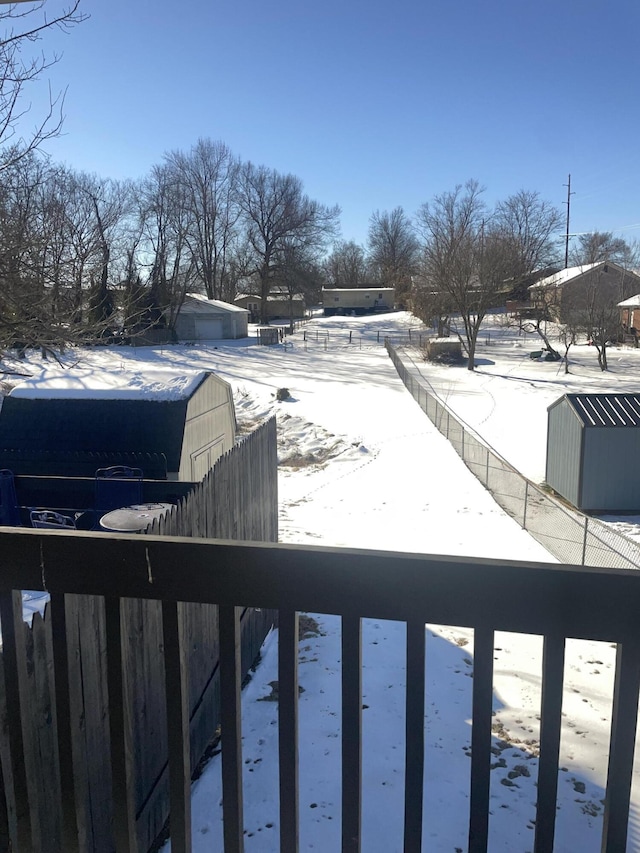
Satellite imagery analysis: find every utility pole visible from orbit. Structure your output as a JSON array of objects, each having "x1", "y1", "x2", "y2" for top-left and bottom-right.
[{"x1": 564, "y1": 174, "x2": 574, "y2": 268}]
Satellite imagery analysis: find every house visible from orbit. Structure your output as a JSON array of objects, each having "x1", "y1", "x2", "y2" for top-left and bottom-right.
[
  {"x1": 546, "y1": 392, "x2": 640, "y2": 511},
  {"x1": 322, "y1": 287, "x2": 395, "y2": 316},
  {"x1": 618, "y1": 292, "x2": 640, "y2": 341},
  {"x1": 234, "y1": 290, "x2": 306, "y2": 322},
  {"x1": 528, "y1": 261, "x2": 640, "y2": 322},
  {"x1": 173, "y1": 295, "x2": 249, "y2": 341},
  {"x1": 0, "y1": 370, "x2": 236, "y2": 482}
]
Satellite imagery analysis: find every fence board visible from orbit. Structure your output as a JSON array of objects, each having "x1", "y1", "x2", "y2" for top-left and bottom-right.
[
  {"x1": 162, "y1": 601, "x2": 191, "y2": 853},
  {"x1": 0, "y1": 590, "x2": 32, "y2": 851},
  {"x1": 105, "y1": 597, "x2": 138, "y2": 853},
  {"x1": 50, "y1": 593, "x2": 80, "y2": 853},
  {"x1": 219, "y1": 605, "x2": 244, "y2": 853}
]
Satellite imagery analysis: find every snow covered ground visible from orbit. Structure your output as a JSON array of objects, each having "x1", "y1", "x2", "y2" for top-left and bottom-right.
[{"x1": 3, "y1": 311, "x2": 639, "y2": 851}]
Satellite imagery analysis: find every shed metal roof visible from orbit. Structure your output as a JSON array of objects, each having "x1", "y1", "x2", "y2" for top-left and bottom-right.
[
  {"x1": 179, "y1": 295, "x2": 248, "y2": 315},
  {"x1": 554, "y1": 394, "x2": 640, "y2": 427}
]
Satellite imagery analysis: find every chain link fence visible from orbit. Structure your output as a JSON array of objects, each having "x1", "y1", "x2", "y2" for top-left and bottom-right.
[{"x1": 387, "y1": 342, "x2": 640, "y2": 570}]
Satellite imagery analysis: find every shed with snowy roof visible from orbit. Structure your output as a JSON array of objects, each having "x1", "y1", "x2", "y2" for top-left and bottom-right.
[
  {"x1": 546, "y1": 393, "x2": 640, "y2": 511},
  {"x1": 0, "y1": 370, "x2": 236, "y2": 481},
  {"x1": 173, "y1": 295, "x2": 249, "y2": 341}
]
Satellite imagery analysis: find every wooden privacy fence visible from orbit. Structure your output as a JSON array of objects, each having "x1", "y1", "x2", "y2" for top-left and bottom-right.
[{"x1": 0, "y1": 417, "x2": 278, "y2": 853}]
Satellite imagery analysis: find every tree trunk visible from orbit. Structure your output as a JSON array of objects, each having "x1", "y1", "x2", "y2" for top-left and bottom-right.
[{"x1": 467, "y1": 334, "x2": 477, "y2": 371}]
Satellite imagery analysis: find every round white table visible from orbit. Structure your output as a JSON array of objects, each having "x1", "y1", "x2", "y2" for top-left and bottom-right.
[{"x1": 99, "y1": 502, "x2": 174, "y2": 532}]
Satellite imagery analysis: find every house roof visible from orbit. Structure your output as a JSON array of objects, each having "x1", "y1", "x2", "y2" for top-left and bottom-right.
[
  {"x1": 618, "y1": 293, "x2": 640, "y2": 308},
  {"x1": 180, "y1": 295, "x2": 249, "y2": 315},
  {"x1": 550, "y1": 393, "x2": 640, "y2": 427},
  {"x1": 234, "y1": 293, "x2": 305, "y2": 302},
  {"x1": 529, "y1": 262, "x2": 602, "y2": 290}
]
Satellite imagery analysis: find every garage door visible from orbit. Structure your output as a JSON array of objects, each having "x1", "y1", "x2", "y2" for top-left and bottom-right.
[{"x1": 195, "y1": 318, "x2": 224, "y2": 340}]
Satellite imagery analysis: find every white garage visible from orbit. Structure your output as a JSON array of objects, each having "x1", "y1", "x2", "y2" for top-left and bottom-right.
[
  {"x1": 194, "y1": 317, "x2": 224, "y2": 340},
  {"x1": 173, "y1": 295, "x2": 249, "y2": 341}
]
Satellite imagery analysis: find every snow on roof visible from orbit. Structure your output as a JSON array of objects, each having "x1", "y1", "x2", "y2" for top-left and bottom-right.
[
  {"x1": 528, "y1": 262, "x2": 601, "y2": 290},
  {"x1": 235, "y1": 293, "x2": 305, "y2": 302},
  {"x1": 10, "y1": 369, "x2": 207, "y2": 401},
  {"x1": 618, "y1": 293, "x2": 640, "y2": 307},
  {"x1": 180, "y1": 294, "x2": 248, "y2": 314}
]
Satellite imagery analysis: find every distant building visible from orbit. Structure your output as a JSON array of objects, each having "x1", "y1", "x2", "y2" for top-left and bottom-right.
[
  {"x1": 322, "y1": 287, "x2": 395, "y2": 316},
  {"x1": 618, "y1": 293, "x2": 640, "y2": 334},
  {"x1": 234, "y1": 291, "x2": 306, "y2": 322},
  {"x1": 173, "y1": 295, "x2": 249, "y2": 341},
  {"x1": 529, "y1": 262, "x2": 640, "y2": 323}
]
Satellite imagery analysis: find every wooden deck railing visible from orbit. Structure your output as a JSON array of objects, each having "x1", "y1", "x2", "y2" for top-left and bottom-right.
[{"x1": 1, "y1": 528, "x2": 639, "y2": 852}]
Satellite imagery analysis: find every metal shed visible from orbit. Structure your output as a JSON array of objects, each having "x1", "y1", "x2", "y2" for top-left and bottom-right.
[
  {"x1": 546, "y1": 393, "x2": 640, "y2": 511},
  {"x1": 0, "y1": 370, "x2": 236, "y2": 482}
]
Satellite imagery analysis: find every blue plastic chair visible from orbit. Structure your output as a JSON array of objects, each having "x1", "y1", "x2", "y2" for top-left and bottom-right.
[
  {"x1": 0, "y1": 469, "x2": 21, "y2": 526},
  {"x1": 30, "y1": 510, "x2": 76, "y2": 530},
  {"x1": 95, "y1": 466, "x2": 144, "y2": 513}
]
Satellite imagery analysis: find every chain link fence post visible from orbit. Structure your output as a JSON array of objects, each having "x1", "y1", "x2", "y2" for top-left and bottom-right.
[{"x1": 582, "y1": 517, "x2": 589, "y2": 565}]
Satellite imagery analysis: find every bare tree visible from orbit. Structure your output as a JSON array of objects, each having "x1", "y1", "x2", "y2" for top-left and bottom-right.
[
  {"x1": 493, "y1": 190, "x2": 563, "y2": 298},
  {"x1": 323, "y1": 240, "x2": 368, "y2": 287},
  {"x1": 410, "y1": 271, "x2": 455, "y2": 337},
  {"x1": 273, "y1": 240, "x2": 323, "y2": 330},
  {"x1": 238, "y1": 162, "x2": 339, "y2": 323},
  {"x1": 79, "y1": 176, "x2": 133, "y2": 326},
  {"x1": 368, "y1": 207, "x2": 419, "y2": 306},
  {"x1": 556, "y1": 321, "x2": 578, "y2": 374},
  {"x1": 571, "y1": 231, "x2": 638, "y2": 267},
  {"x1": 138, "y1": 163, "x2": 195, "y2": 333},
  {"x1": 560, "y1": 265, "x2": 636, "y2": 370},
  {"x1": 417, "y1": 180, "x2": 491, "y2": 370},
  {"x1": 164, "y1": 138, "x2": 240, "y2": 300},
  {"x1": 0, "y1": 1, "x2": 86, "y2": 167}
]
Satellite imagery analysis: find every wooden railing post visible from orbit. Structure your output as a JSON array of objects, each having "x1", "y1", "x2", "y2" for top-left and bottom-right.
[
  {"x1": 404, "y1": 618, "x2": 425, "y2": 850},
  {"x1": 342, "y1": 615, "x2": 362, "y2": 853},
  {"x1": 278, "y1": 610, "x2": 299, "y2": 853},
  {"x1": 468, "y1": 626, "x2": 494, "y2": 853},
  {"x1": 602, "y1": 639, "x2": 640, "y2": 852},
  {"x1": 534, "y1": 632, "x2": 565, "y2": 853}
]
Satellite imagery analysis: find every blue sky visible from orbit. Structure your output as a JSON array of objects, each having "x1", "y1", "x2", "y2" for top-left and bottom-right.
[{"x1": 17, "y1": 0, "x2": 640, "y2": 253}]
